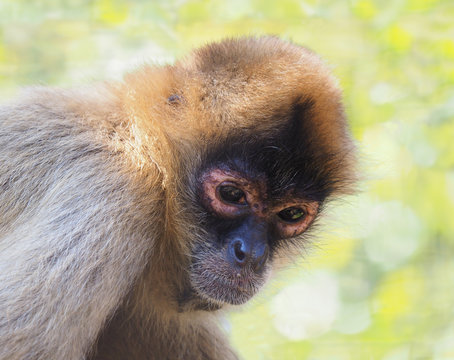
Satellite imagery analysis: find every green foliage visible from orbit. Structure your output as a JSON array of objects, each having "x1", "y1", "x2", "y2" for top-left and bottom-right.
[{"x1": 1, "y1": 0, "x2": 453, "y2": 358}]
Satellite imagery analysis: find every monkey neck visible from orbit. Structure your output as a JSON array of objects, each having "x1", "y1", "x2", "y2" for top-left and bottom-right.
[
  {"x1": 177, "y1": 286, "x2": 223, "y2": 312},
  {"x1": 92, "y1": 303, "x2": 234, "y2": 360}
]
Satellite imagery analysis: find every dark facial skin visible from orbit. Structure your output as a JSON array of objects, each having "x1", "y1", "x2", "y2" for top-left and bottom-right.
[{"x1": 186, "y1": 165, "x2": 319, "y2": 306}]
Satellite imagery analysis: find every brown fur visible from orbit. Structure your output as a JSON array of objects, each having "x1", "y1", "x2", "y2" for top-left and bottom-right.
[{"x1": 0, "y1": 36, "x2": 355, "y2": 360}]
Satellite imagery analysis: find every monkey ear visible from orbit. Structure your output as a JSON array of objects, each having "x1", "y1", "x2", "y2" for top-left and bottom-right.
[{"x1": 167, "y1": 94, "x2": 184, "y2": 105}]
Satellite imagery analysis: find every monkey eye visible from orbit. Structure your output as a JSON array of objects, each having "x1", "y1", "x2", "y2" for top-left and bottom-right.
[
  {"x1": 218, "y1": 185, "x2": 247, "y2": 205},
  {"x1": 278, "y1": 207, "x2": 305, "y2": 223}
]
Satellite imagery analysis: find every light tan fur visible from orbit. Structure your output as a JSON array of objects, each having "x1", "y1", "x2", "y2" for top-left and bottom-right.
[{"x1": 0, "y1": 36, "x2": 355, "y2": 360}]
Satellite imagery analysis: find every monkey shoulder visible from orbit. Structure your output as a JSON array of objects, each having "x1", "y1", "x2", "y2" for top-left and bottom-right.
[{"x1": 0, "y1": 86, "x2": 163, "y2": 232}]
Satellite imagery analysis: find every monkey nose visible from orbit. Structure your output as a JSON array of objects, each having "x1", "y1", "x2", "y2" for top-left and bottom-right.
[{"x1": 229, "y1": 238, "x2": 269, "y2": 272}]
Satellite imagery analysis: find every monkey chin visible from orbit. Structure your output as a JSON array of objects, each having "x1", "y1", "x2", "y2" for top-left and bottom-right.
[{"x1": 184, "y1": 257, "x2": 270, "y2": 311}]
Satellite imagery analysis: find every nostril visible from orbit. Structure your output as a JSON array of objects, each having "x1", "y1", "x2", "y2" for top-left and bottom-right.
[
  {"x1": 234, "y1": 241, "x2": 246, "y2": 262},
  {"x1": 253, "y1": 244, "x2": 269, "y2": 272}
]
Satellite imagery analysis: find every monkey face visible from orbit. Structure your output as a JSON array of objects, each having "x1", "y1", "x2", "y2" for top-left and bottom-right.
[
  {"x1": 182, "y1": 104, "x2": 334, "y2": 308},
  {"x1": 173, "y1": 97, "x2": 353, "y2": 310},
  {"x1": 188, "y1": 165, "x2": 319, "y2": 306}
]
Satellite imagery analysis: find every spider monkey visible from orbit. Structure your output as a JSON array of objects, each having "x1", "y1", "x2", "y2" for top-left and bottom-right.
[{"x1": 0, "y1": 36, "x2": 355, "y2": 360}]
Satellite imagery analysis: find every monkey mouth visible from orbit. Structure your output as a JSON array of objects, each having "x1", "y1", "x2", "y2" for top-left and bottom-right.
[
  {"x1": 189, "y1": 263, "x2": 268, "y2": 307},
  {"x1": 192, "y1": 279, "x2": 258, "y2": 306}
]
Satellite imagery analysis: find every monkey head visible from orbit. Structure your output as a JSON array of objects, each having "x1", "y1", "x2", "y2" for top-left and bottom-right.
[{"x1": 125, "y1": 36, "x2": 355, "y2": 312}]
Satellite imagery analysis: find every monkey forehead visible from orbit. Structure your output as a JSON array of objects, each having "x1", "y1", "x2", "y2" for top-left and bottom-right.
[
  {"x1": 177, "y1": 36, "x2": 342, "y2": 128},
  {"x1": 171, "y1": 37, "x2": 353, "y2": 169}
]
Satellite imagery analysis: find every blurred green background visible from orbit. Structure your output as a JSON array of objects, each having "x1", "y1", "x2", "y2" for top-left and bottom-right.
[{"x1": 1, "y1": 0, "x2": 453, "y2": 359}]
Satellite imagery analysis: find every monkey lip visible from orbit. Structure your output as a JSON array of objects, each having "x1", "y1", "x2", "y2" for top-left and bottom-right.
[
  {"x1": 190, "y1": 265, "x2": 267, "y2": 306},
  {"x1": 197, "y1": 280, "x2": 257, "y2": 306}
]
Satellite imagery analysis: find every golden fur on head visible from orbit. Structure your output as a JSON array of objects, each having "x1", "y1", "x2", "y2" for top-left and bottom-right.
[
  {"x1": 0, "y1": 36, "x2": 355, "y2": 360},
  {"x1": 123, "y1": 36, "x2": 355, "y2": 194}
]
